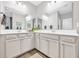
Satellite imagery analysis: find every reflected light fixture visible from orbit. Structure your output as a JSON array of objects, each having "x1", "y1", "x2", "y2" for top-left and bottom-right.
[
  {"x1": 42, "y1": 15, "x2": 48, "y2": 21},
  {"x1": 17, "y1": 2, "x2": 26, "y2": 9},
  {"x1": 26, "y1": 15, "x2": 32, "y2": 21}
]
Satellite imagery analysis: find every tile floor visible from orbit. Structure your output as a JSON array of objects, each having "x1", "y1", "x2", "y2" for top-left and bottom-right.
[{"x1": 18, "y1": 49, "x2": 48, "y2": 58}]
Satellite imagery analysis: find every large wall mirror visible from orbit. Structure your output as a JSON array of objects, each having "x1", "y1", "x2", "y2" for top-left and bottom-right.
[
  {"x1": 39, "y1": 2, "x2": 73, "y2": 30},
  {"x1": 1, "y1": 1, "x2": 73, "y2": 30},
  {"x1": 1, "y1": 7, "x2": 26, "y2": 30},
  {"x1": 58, "y1": 2, "x2": 73, "y2": 30}
]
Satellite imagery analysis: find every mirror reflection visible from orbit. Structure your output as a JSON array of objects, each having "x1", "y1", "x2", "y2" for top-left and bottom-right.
[
  {"x1": 0, "y1": 1, "x2": 73, "y2": 30},
  {"x1": 58, "y1": 2, "x2": 73, "y2": 30},
  {"x1": 41, "y1": 2, "x2": 73, "y2": 30}
]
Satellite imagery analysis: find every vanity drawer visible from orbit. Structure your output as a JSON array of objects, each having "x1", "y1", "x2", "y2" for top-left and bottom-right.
[
  {"x1": 19, "y1": 34, "x2": 27, "y2": 38},
  {"x1": 40, "y1": 34, "x2": 59, "y2": 40},
  {"x1": 60, "y1": 36, "x2": 76, "y2": 43},
  {"x1": 6, "y1": 34, "x2": 17, "y2": 40}
]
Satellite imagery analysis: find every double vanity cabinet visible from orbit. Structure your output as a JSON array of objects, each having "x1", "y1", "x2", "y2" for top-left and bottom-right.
[
  {"x1": 0, "y1": 33, "x2": 34, "y2": 58},
  {"x1": 35, "y1": 33, "x2": 79, "y2": 58},
  {"x1": 0, "y1": 32, "x2": 79, "y2": 58}
]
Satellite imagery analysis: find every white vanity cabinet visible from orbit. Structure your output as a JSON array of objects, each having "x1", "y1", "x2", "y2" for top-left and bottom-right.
[
  {"x1": 60, "y1": 42, "x2": 76, "y2": 58},
  {"x1": 5, "y1": 33, "x2": 34, "y2": 58},
  {"x1": 20, "y1": 37, "x2": 34, "y2": 53},
  {"x1": 39, "y1": 34, "x2": 59, "y2": 57},
  {"x1": 20, "y1": 33, "x2": 34, "y2": 53},
  {"x1": 0, "y1": 33, "x2": 34, "y2": 58},
  {"x1": 35, "y1": 33, "x2": 79, "y2": 58},
  {"x1": 40, "y1": 37, "x2": 49, "y2": 55},
  {"x1": 0, "y1": 35, "x2": 5, "y2": 58},
  {"x1": 35, "y1": 33, "x2": 40, "y2": 50},
  {"x1": 26, "y1": 33, "x2": 34, "y2": 50},
  {"x1": 20, "y1": 38, "x2": 28, "y2": 53},
  {"x1": 6, "y1": 35, "x2": 20, "y2": 57},
  {"x1": 0, "y1": 32, "x2": 79, "y2": 58},
  {"x1": 19, "y1": 34, "x2": 28, "y2": 53},
  {"x1": 26, "y1": 37, "x2": 34, "y2": 51},
  {"x1": 42, "y1": 34, "x2": 59, "y2": 58},
  {"x1": 49, "y1": 39, "x2": 59, "y2": 58},
  {"x1": 60, "y1": 36, "x2": 78, "y2": 58}
]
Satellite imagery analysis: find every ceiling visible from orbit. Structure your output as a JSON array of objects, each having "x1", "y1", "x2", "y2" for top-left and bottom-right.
[{"x1": 29, "y1": 1, "x2": 43, "y2": 6}]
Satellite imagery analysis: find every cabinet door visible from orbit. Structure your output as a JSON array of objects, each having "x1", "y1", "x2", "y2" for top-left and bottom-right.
[
  {"x1": 35, "y1": 36, "x2": 40, "y2": 50},
  {"x1": 49, "y1": 40, "x2": 59, "y2": 58},
  {"x1": 40, "y1": 37, "x2": 49, "y2": 55},
  {"x1": 60, "y1": 42, "x2": 76, "y2": 58},
  {"x1": 27, "y1": 38, "x2": 34, "y2": 50},
  {"x1": 20, "y1": 38, "x2": 28, "y2": 53},
  {"x1": 0, "y1": 35, "x2": 5, "y2": 58},
  {"x1": 6, "y1": 39, "x2": 20, "y2": 57}
]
